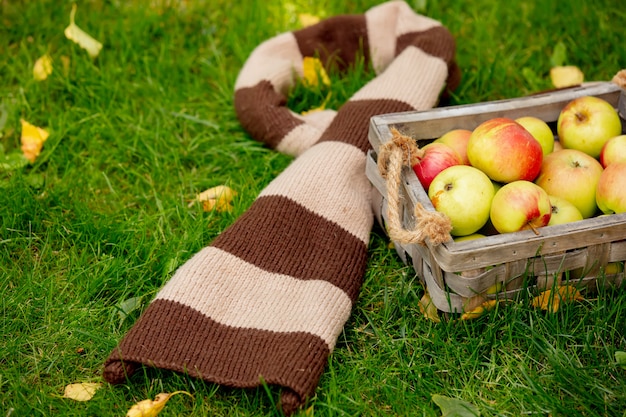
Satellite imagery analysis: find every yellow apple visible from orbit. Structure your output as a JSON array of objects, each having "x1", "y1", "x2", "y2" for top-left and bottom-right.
[
  {"x1": 557, "y1": 95, "x2": 622, "y2": 158},
  {"x1": 547, "y1": 195, "x2": 583, "y2": 226},
  {"x1": 515, "y1": 116, "x2": 555, "y2": 156}
]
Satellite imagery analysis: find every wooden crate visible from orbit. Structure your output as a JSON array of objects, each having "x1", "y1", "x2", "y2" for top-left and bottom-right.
[{"x1": 366, "y1": 82, "x2": 626, "y2": 314}]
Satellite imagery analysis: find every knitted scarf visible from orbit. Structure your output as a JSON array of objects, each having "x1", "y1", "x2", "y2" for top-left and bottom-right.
[{"x1": 103, "y1": 1, "x2": 460, "y2": 414}]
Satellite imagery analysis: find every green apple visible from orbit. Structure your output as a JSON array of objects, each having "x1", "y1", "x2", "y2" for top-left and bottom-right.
[
  {"x1": 547, "y1": 195, "x2": 583, "y2": 226},
  {"x1": 454, "y1": 233, "x2": 486, "y2": 242},
  {"x1": 515, "y1": 116, "x2": 555, "y2": 156},
  {"x1": 599, "y1": 135, "x2": 626, "y2": 168},
  {"x1": 467, "y1": 117, "x2": 543, "y2": 183},
  {"x1": 596, "y1": 162, "x2": 626, "y2": 214},
  {"x1": 557, "y1": 95, "x2": 622, "y2": 158},
  {"x1": 433, "y1": 129, "x2": 472, "y2": 165},
  {"x1": 535, "y1": 149, "x2": 604, "y2": 218},
  {"x1": 429, "y1": 165, "x2": 495, "y2": 237},
  {"x1": 490, "y1": 180, "x2": 552, "y2": 234}
]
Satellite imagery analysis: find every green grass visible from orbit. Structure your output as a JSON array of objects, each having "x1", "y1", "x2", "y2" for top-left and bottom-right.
[{"x1": 1, "y1": 0, "x2": 626, "y2": 416}]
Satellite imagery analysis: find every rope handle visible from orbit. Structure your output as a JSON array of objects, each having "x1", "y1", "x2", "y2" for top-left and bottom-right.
[{"x1": 377, "y1": 128, "x2": 452, "y2": 246}]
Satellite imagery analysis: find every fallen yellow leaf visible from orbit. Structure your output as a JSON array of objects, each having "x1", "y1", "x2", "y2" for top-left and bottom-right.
[
  {"x1": 33, "y1": 54, "x2": 53, "y2": 81},
  {"x1": 302, "y1": 56, "x2": 330, "y2": 88},
  {"x1": 188, "y1": 185, "x2": 237, "y2": 213},
  {"x1": 532, "y1": 285, "x2": 584, "y2": 313},
  {"x1": 126, "y1": 391, "x2": 193, "y2": 417},
  {"x1": 20, "y1": 119, "x2": 50, "y2": 163},
  {"x1": 418, "y1": 290, "x2": 440, "y2": 323},
  {"x1": 301, "y1": 92, "x2": 332, "y2": 115},
  {"x1": 64, "y1": 4, "x2": 103, "y2": 58},
  {"x1": 63, "y1": 382, "x2": 102, "y2": 401},
  {"x1": 461, "y1": 299, "x2": 500, "y2": 320},
  {"x1": 298, "y1": 13, "x2": 320, "y2": 28},
  {"x1": 550, "y1": 65, "x2": 584, "y2": 88}
]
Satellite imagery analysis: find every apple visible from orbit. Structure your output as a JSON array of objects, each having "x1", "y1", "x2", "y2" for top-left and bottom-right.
[
  {"x1": 547, "y1": 195, "x2": 583, "y2": 226},
  {"x1": 599, "y1": 135, "x2": 626, "y2": 168},
  {"x1": 428, "y1": 165, "x2": 495, "y2": 237},
  {"x1": 535, "y1": 149, "x2": 603, "y2": 218},
  {"x1": 557, "y1": 95, "x2": 622, "y2": 158},
  {"x1": 433, "y1": 129, "x2": 472, "y2": 165},
  {"x1": 603, "y1": 262, "x2": 624, "y2": 275},
  {"x1": 489, "y1": 180, "x2": 552, "y2": 234},
  {"x1": 454, "y1": 233, "x2": 486, "y2": 242},
  {"x1": 553, "y1": 140, "x2": 564, "y2": 152},
  {"x1": 467, "y1": 117, "x2": 543, "y2": 183},
  {"x1": 595, "y1": 162, "x2": 626, "y2": 214},
  {"x1": 515, "y1": 116, "x2": 555, "y2": 155},
  {"x1": 412, "y1": 142, "x2": 461, "y2": 191}
]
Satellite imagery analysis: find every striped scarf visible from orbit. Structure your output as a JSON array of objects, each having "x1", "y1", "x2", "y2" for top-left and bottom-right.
[{"x1": 103, "y1": 1, "x2": 459, "y2": 414}]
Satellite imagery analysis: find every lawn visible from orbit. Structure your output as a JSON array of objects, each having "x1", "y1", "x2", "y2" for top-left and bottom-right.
[{"x1": 1, "y1": 0, "x2": 625, "y2": 416}]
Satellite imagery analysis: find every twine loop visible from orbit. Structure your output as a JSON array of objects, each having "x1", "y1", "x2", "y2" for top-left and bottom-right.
[{"x1": 377, "y1": 128, "x2": 452, "y2": 246}]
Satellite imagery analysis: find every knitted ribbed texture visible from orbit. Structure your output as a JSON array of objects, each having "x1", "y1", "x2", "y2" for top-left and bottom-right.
[{"x1": 103, "y1": 1, "x2": 459, "y2": 414}]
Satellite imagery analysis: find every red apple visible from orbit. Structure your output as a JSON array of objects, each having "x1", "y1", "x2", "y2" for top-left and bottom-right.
[
  {"x1": 429, "y1": 165, "x2": 495, "y2": 237},
  {"x1": 596, "y1": 162, "x2": 626, "y2": 214},
  {"x1": 467, "y1": 117, "x2": 543, "y2": 183},
  {"x1": 490, "y1": 180, "x2": 552, "y2": 234},
  {"x1": 535, "y1": 149, "x2": 603, "y2": 218},
  {"x1": 433, "y1": 129, "x2": 472, "y2": 165},
  {"x1": 557, "y1": 95, "x2": 622, "y2": 158},
  {"x1": 515, "y1": 116, "x2": 555, "y2": 156},
  {"x1": 412, "y1": 142, "x2": 461, "y2": 191},
  {"x1": 599, "y1": 135, "x2": 626, "y2": 168}
]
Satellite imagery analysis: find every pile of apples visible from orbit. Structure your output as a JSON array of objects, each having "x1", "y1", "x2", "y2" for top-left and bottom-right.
[{"x1": 413, "y1": 95, "x2": 626, "y2": 238}]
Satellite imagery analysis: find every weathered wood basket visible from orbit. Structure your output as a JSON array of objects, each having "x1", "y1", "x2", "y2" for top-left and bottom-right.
[{"x1": 366, "y1": 82, "x2": 626, "y2": 313}]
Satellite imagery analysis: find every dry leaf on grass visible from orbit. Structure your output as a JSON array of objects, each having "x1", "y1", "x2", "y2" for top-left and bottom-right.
[
  {"x1": 188, "y1": 185, "x2": 237, "y2": 212},
  {"x1": 460, "y1": 299, "x2": 501, "y2": 321},
  {"x1": 33, "y1": 54, "x2": 53, "y2": 81},
  {"x1": 550, "y1": 66, "x2": 584, "y2": 88},
  {"x1": 63, "y1": 382, "x2": 102, "y2": 401},
  {"x1": 126, "y1": 391, "x2": 193, "y2": 417},
  {"x1": 418, "y1": 289, "x2": 440, "y2": 322},
  {"x1": 64, "y1": 4, "x2": 103, "y2": 58},
  {"x1": 302, "y1": 57, "x2": 330, "y2": 88},
  {"x1": 532, "y1": 285, "x2": 584, "y2": 313},
  {"x1": 20, "y1": 119, "x2": 49, "y2": 163},
  {"x1": 301, "y1": 92, "x2": 332, "y2": 115}
]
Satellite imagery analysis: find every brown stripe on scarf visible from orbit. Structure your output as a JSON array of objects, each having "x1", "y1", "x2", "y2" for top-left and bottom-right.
[
  {"x1": 234, "y1": 80, "x2": 304, "y2": 149},
  {"x1": 212, "y1": 195, "x2": 367, "y2": 302},
  {"x1": 104, "y1": 299, "x2": 328, "y2": 398},
  {"x1": 397, "y1": 25, "x2": 461, "y2": 93},
  {"x1": 317, "y1": 98, "x2": 415, "y2": 152},
  {"x1": 293, "y1": 14, "x2": 370, "y2": 73}
]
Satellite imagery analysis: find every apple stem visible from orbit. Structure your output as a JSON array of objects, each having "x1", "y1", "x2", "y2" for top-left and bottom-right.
[{"x1": 528, "y1": 222, "x2": 540, "y2": 236}]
